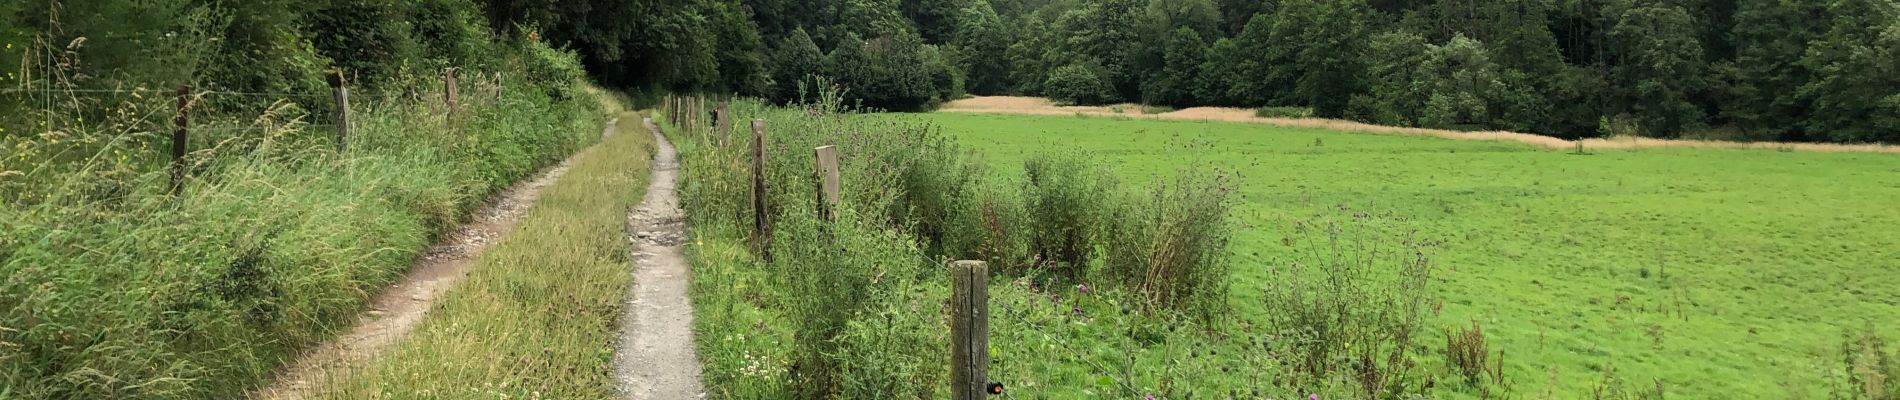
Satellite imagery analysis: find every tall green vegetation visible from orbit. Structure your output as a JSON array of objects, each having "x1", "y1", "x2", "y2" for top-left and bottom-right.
[
  {"x1": 1, "y1": 1, "x2": 611, "y2": 397},
  {"x1": 678, "y1": 90, "x2": 1241, "y2": 399}
]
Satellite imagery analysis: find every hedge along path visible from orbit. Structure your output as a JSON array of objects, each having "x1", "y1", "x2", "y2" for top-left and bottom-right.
[
  {"x1": 248, "y1": 119, "x2": 618, "y2": 400},
  {"x1": 613, "y1": 117, "x2": 705, "y2": 399},
  {"x1": 942, "y1": 96, "x2": 1900, "y2": 153}
]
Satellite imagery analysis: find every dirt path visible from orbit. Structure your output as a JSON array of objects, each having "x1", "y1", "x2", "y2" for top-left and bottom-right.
[
  {"x1": 942, "y1": 96, "x2": 1900, "y2": 153},
  {"x1": 250, "y1": 119, "x2": 617, "y2": 400},
  {"x1": 613, "y1": 118, "x2": 705, "y2": 399}
]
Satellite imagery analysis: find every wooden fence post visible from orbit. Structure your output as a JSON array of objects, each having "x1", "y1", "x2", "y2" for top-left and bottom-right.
[
  {"x1": 443, "y1": 68, "x2": 459, "y2": 120},
  {"x1": 716, "y1": 101, "x2": 731, "y2": 147},
  {"x1": 751, "y1": 119, "x2": 770, "y2": 252},
  {"x1": 329, "y1": 71, "x2": 351, "y2": 152},
  {"x1": 950, "y1": 260, "x2": 990, "y2": 400},
  {"x1": 813, "y1": 145, "x2": 841, "y2": 220},
  {"x1": 169, "y1": 85, "x2": 192, "y2": 195}
]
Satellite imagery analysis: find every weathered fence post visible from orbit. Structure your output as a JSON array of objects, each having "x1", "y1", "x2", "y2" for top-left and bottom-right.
[
  {"x1": 716, "y1": 101, "x2": 731, "y2": 147},
  {"x1": 813, "y1": 145, "x2": 841, "y2": 220},
  {"x1": 670, "y1": 95, "x2": 681, "y2": 127},
  {"x1": 751, "y1": 119, "x2": 772, "y2": 260},
  {"x1": 690, "y1": 96, "x2": 702, "y2": 133},
  {"x1": 329, "y1": 71, "x2": 351, "y2": 152},
  {"x1": 443, "y1": 68, "x2": 459, "y2": 120},
  {"x1": 170, "y1": 85, "x2": 192, "y2": 195},
  {"x1": 950, "y1": 260, "x2": 990, "y2": 400}
]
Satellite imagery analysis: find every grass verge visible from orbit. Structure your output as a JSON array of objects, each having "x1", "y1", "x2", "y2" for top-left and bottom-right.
[
  {"x1": 0, "y1": 81, "x2": 607, "y2": 398},
  {"x1": 311, "y1": 111, "x2": 653, "y2": 399}
]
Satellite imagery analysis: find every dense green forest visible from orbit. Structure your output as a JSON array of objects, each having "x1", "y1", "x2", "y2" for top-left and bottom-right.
[
  {"x1": 494, "y1": 0, "x2": 1898, "y2": 142},
  {"x1": 6, "y1": 0, "x2": 1896, "y2": 142}
]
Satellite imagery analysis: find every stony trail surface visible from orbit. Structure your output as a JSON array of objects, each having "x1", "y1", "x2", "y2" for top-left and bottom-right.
[
  {"x1": 250, "y1": 119, "x2": 619, "y2": 399},
  {"x1": 613, "y1": 117, "x2": 705, "y2": 399}
]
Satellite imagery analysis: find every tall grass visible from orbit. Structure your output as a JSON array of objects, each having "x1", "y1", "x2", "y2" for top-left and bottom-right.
[
  {"x1": 312, "y1": 110, "x2": 648, "y2": 399},
  {"x1": 1101, "y1": 165, "x2": 1237, "y2": 323},
  {"x1": 1020, "y1": 153, "x2": 1116, "y2": 279},
  {"x1": 1260, "y1": 213, "x2": 1443, "y2": 397},
  {"x1": 677, "y1": 88, "x2": 1246, "y2": 399},
  {"x1": 0, "y1": 51, "x2": 607, "y2": 399}
]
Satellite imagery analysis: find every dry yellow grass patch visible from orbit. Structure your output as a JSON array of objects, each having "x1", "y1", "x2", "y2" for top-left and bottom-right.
[{"x1": 941, "y1": 96, "x2": 1900, "y2": 153}]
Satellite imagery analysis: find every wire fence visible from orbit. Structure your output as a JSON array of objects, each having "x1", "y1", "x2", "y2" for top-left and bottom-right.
[
  {"x1": 896, "y1": 247, "x2": 1147, "y2": 399},
  {"x1": 0, "y1": 87, "x2": 327, "y2": 99}
]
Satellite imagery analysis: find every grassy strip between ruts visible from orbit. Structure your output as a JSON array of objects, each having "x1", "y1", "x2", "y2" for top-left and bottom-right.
[{"x1": 312, "y1": 111, "x2": 654, "y2": 400}]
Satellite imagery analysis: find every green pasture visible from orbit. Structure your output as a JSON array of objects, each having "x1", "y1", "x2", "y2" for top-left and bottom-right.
[{"x1": 896, "y1": 112, "x2": 1900, "y2": 397}]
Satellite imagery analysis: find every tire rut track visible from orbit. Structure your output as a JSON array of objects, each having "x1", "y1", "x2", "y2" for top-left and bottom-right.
[{"x1": 249, "y1": 119, "x2": 617, "y2": 400}]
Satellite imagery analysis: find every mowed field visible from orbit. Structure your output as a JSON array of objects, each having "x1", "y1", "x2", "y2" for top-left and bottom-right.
[{"x1": 898, "y1": 112, "x2": 1900, "y2": 397}]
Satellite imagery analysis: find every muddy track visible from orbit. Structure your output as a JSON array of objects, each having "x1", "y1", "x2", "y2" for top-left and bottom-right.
[
  {"x1": 613, "y1": 118, "x2": 705, "y2": 399},
  {"x1": 249, "y1": 119, "x2": 617, "y2": 400}
]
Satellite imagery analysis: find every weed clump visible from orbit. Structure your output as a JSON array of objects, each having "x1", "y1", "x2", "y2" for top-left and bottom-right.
[
  {"x1": 1022, "y1": 153, "x2": 1116, "y2": 279},
  {"x1": 1261, "y1": 214, "x2": 1439, "y2": 397},
  {"x1": 1843, "y1": 324, "x2": 1899, "y2": 400},
  {"x1": 1445, "y1": 320, "x2": 1490, "y2": 384},
  {"x1": 1102, "y1": 168, "x2": 1236, "y2": 322}
]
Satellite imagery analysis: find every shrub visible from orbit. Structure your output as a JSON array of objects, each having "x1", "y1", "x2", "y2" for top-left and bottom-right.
[
  {"x1": 1044, "y1": 62, "x2": 1115, "y2": 105},
  {"x1": 1021, "y1": 153, "x2": 1116, "y2": 279},
  {"x1": 833, "y1": 278, "x2": 946, "y2": 399},
  {"x1": 1101, "y1": 168, "x2": 1236, "y2": 321},
  {"x1": 1843, "y1": 324, "x2": 1900, "y2": 400},
  {"x1": 515, "y1": 37, "x2": 588, "y2": 102},
  {"x1": 767, "y1": 28, "x2": 825, "y2": 104},
  {"x1": 944, "y1": 182, "x2": 1032, "y2": 272},
  {"x1": 406, "y1": 0, "x2": 494, "y2": 70},
  {"x1": 773, "y1": 206, "x2": 928, "y2": 398},
  {"x1": 1256, "y1": 106, "x2": 1316, "y2": 119},
  {"x1": 1445, "y1": 320, "x2": 1491, "y2": 384},
  {"x1": 1261, "y1": 213, "x2": 1439, "y2": 397},
  {"x1": 825, "y1": 32, "x2": 959, "y2": 112}
]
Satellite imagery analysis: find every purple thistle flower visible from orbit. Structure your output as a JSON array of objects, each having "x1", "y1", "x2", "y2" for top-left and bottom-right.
[
  {"x1": 1072, "y1": 306, "x2": 1084, "y2": 315},
  {"x1": 1310, "y1": 394, "x2": 1319, "y2": 400},
  {"x1": 1076, "y1": 284, "x2": 1088, "y2": 294},
  {"x1": 1145, "y1": 395, "x2": 1155, "y2": 400}
]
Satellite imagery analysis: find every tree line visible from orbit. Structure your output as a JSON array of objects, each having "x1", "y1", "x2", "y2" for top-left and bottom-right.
[
  {"x1": 509, "y1": 0, "x2": 1897, "y2": 143},
  {"x1": 5, "y1": 0, "x2": 1895, "y2": 142}
]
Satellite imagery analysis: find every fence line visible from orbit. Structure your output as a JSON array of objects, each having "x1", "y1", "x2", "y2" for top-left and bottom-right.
[{"x1": 0, "y1": 88, "x2": 327, "y2": 99}]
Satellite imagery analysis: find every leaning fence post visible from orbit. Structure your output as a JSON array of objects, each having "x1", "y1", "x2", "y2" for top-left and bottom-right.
[
  {"x1": 170, "y1": 85, "x2": 192, "y2": 196},
  {"x1": 751, "y1": 120, "x2": 772, "y2": 255},
  {"x1": 950, "y1": 260, "x2": 990, "y2": 400},
  {"x1": 443, "y1": 68, "x2": 459, "y2": 120},
  {"x1": 813, "y1": 145, "x2": 841, "y2": 221},
  {"x1": 329, "y1": 71, "x2": 351, "y2": 152}
]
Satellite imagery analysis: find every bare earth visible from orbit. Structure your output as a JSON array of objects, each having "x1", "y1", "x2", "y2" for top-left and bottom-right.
[
  {"x1": 942, "y1": 96, "x2": 1900, "y2": 153},
  {"x1": 613, "y1": 118, "x2": 705, "y2": 399},
  {"x1": 248, "y1": 121, "x2": 613, "y2": 400}
]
